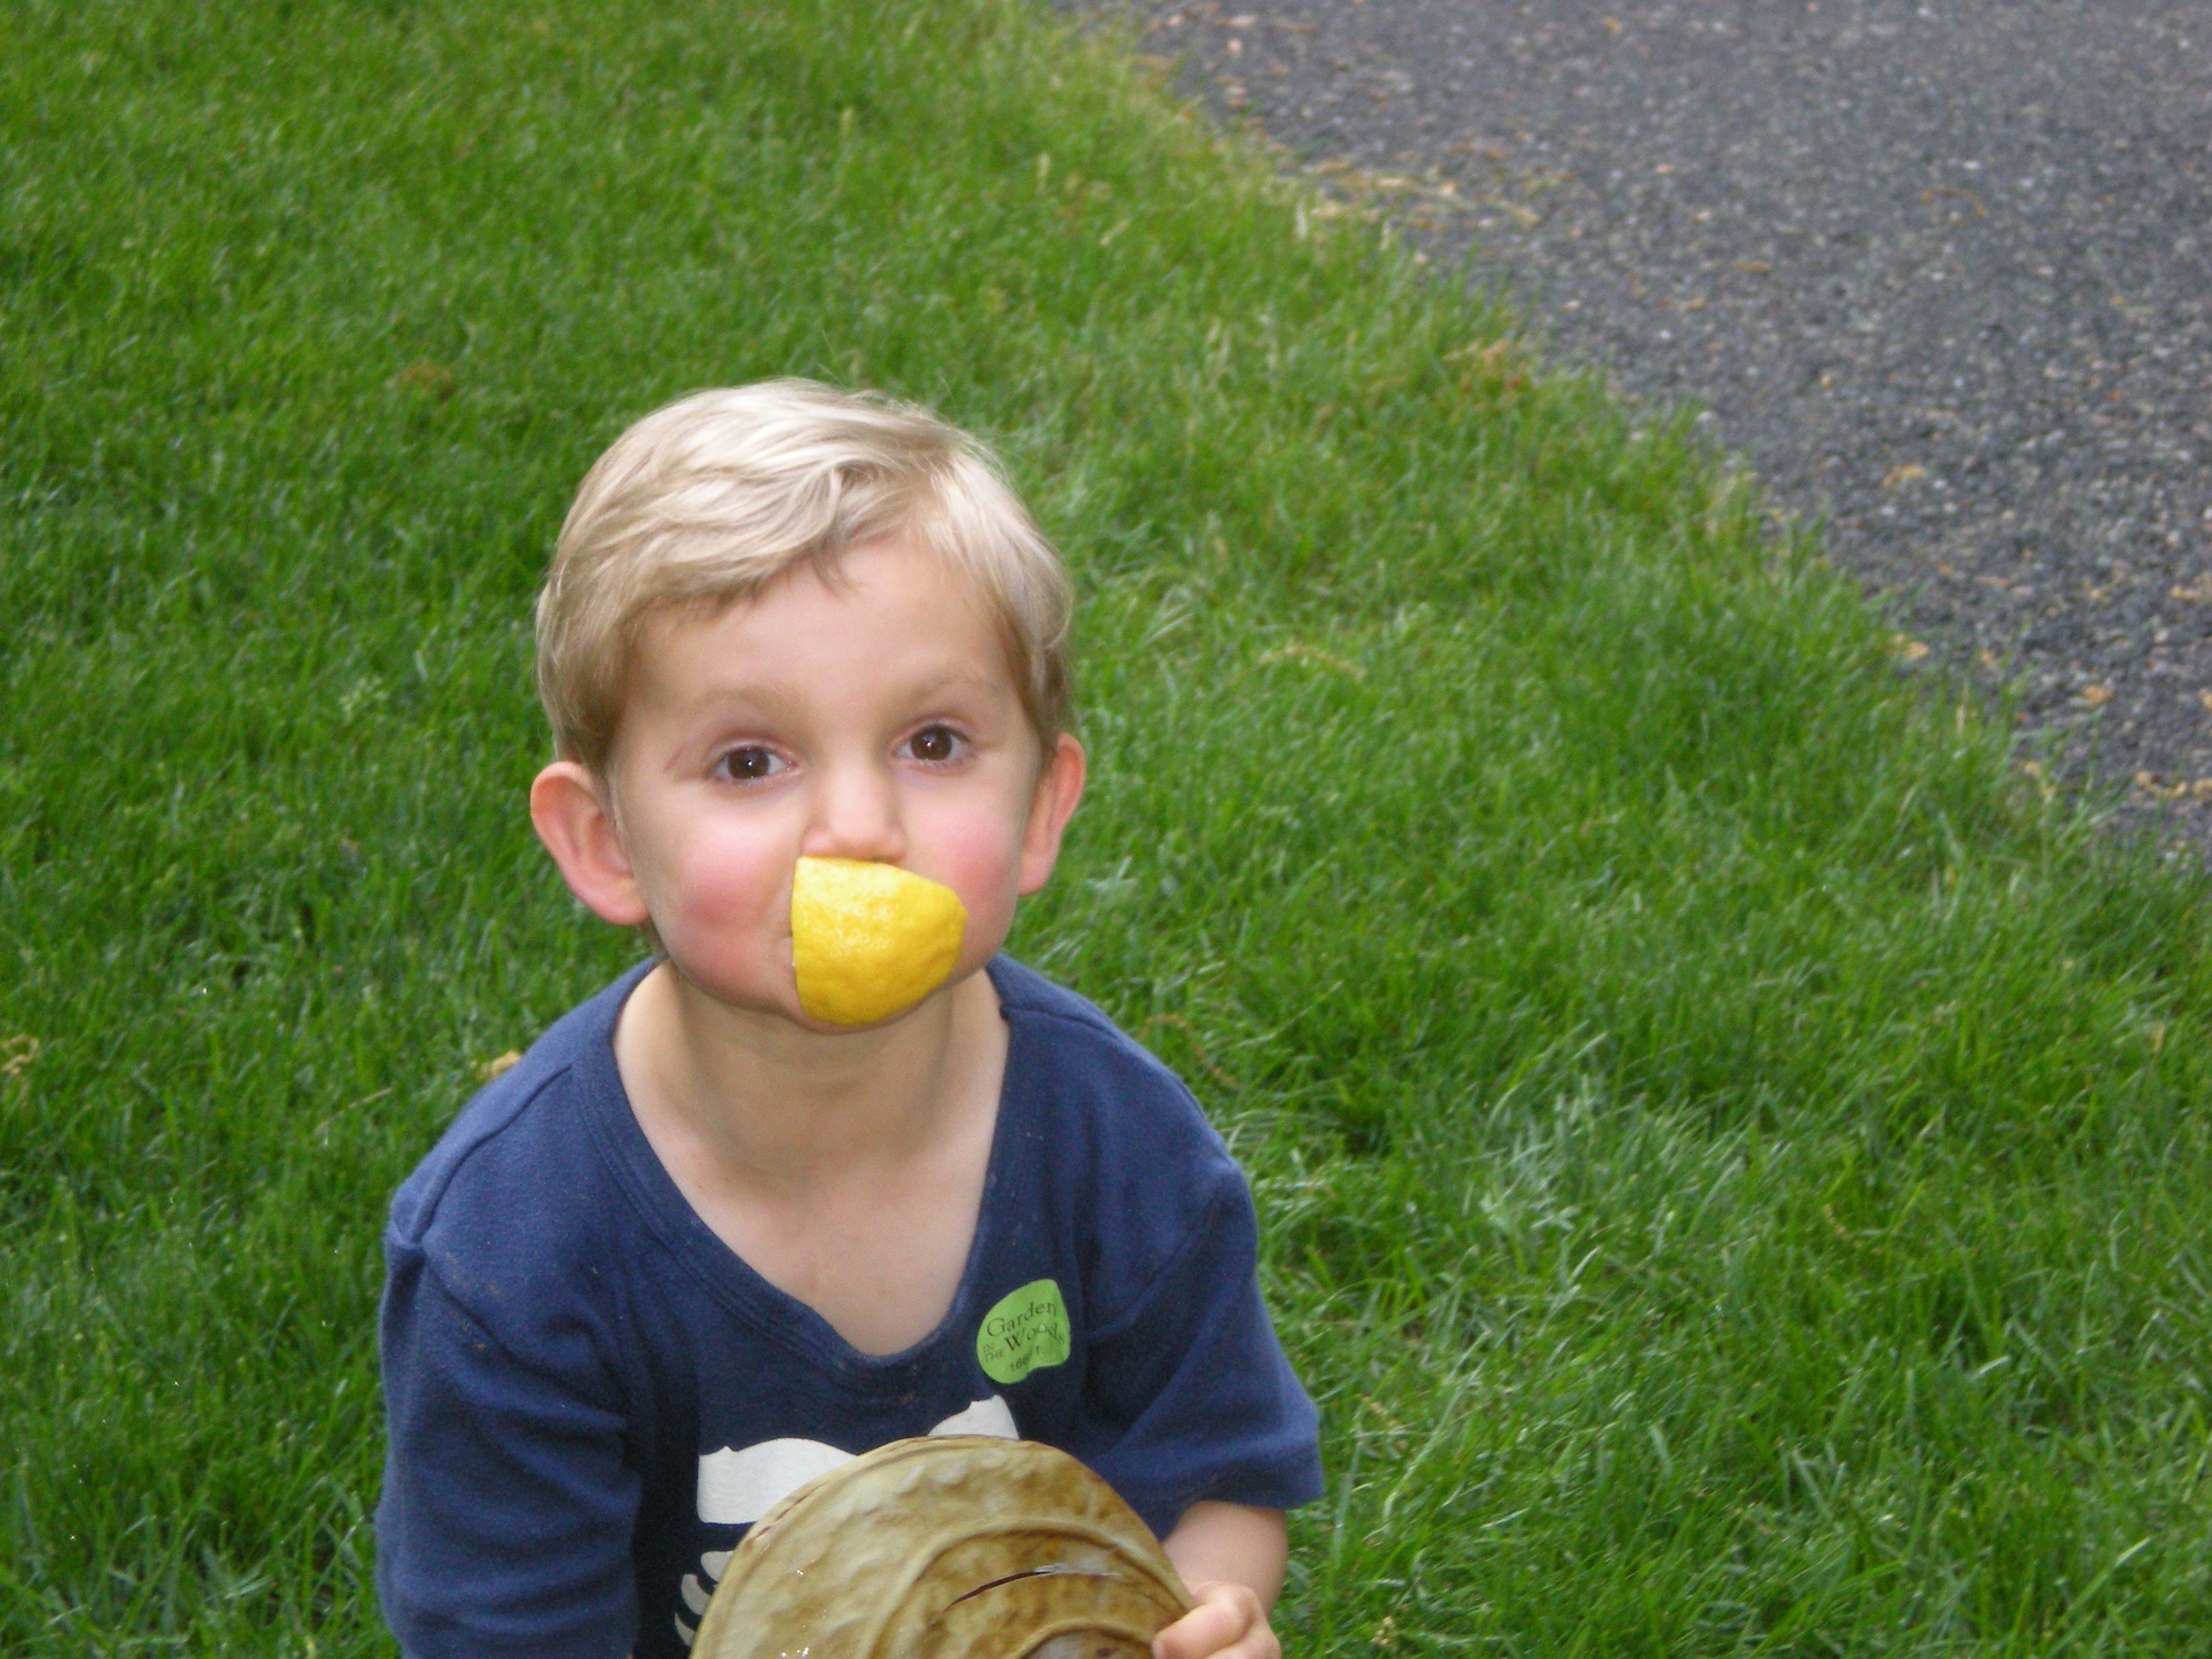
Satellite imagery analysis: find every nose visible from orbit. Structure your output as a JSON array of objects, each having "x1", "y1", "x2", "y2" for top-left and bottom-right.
[{"x1": 800, "y1": 754, "x2": 908, "y2": 865}]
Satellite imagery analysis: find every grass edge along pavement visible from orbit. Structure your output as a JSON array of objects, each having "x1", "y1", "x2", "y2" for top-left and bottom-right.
[{"x1": 5, "y1": 0, "x2": 2212, "y2": 1652}]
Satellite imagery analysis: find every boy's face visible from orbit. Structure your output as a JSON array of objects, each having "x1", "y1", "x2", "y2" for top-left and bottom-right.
[{"x1": 531, "y1": 539, "x2": 1084, "y2": 1031}]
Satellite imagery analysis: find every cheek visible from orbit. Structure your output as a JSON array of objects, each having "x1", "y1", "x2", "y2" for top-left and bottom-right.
[
  {"x1": 642, "y1": 817, "x2": 792, "y2": 935},
  {"x1": 918, "y1": 810, "x2": 1030, "y2": 935}
]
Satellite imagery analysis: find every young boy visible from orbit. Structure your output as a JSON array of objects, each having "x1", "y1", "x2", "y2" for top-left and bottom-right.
[{"x1": 376, "y1": 380, "x2": 1323, "y2": 1659}]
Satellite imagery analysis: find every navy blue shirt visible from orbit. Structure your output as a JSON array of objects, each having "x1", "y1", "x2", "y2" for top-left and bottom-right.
[{"x1": 377, "y1": 957, "x2": 1324, "y2": 1659}]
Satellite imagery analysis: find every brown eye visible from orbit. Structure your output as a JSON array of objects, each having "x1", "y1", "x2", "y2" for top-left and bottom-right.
[
  {"x1": 716, "y1": 745, "x2": 785, "y2": 781},
  {"x1": 907, "y1": 726, "x2": 960, "y2": 763}
]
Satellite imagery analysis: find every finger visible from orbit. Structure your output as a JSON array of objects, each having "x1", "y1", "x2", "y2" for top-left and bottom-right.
[
  {"x1": 1151, "y1": 1592, "x2": 1250, "y2": 1659},
  {"x1": 1153, "y1": 1601, "x2": 1237, "y2": 1659},
  {"x1": 1193, "y1": 1593, "x2": 1278, "y2": 1659},
  {"x1": 1221, "y1": 1620, "x2": 1281, "y2": 1659}
]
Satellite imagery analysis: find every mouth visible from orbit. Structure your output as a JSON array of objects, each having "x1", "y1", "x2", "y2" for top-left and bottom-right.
[{"x1": 788, "y1": 857, "x2": 968, "y2": 1026}]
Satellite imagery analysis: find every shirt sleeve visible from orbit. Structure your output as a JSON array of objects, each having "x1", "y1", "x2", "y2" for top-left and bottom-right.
[
  {"x1": 1070, "y1": 1162, "x2": 1325, "y2": 1542},
  {"x1": 377, "y1": 1239, "x2": 641, "y2": 1659}
]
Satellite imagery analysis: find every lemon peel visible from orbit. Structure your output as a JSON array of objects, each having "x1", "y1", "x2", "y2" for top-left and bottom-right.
[{"x1": 791, "y1": 857, "x2": 968, "y2": 1026}]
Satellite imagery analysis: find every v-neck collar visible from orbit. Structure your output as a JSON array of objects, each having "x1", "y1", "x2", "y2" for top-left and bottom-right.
[{"x1": 575, "y1": 958, "x2": 1027, "y2": 1389}]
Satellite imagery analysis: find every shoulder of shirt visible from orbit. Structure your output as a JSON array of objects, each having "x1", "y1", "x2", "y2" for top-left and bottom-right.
[
  {"x1": 385, "y1": 963, "x2": 647, "y2": 1265},
  {"x1": 989, "y1": 958, "x2": 1256, "y2": 1334},
  {"x1": 989, "y1": 955, "x2": 1239, "y2": 1170},
  {"x1": 989, "y1": 953, "x2": 1135, "y2": 1042},
  {"x1": 993, "y1": 956, "x2": 1185, "y2": 1088}
]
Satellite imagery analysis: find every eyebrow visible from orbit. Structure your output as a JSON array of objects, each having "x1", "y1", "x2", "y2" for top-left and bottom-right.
[
  {"x1": 670, "y1": 669, "x2": 1012, "y2": 723},
  {"x1": 671, "y1": 676, "x2": 808, "y2": 722},
  {"x1": 888, "y1": 670, "x2": 1010, "y2": 705}
]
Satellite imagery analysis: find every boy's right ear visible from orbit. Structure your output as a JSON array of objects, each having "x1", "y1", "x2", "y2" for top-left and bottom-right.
[{"x1": 529, "y1": 761, "x2": 651, "y2": 928}]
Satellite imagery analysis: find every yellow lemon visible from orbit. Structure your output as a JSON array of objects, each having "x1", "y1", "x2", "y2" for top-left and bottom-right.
[{"x1": 791, "y1": 857, "x2": 968, "y2": 1026}]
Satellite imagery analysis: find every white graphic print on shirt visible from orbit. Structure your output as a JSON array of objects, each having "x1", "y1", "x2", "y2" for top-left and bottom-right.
[{"x1": 674, "y1": 1395, "x2": 1019, "y2": 1646}]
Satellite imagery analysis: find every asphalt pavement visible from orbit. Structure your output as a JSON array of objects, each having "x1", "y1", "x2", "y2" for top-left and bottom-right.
[{"x1": 1094, "y1": 0, "x2": 2212, "y2": 847}]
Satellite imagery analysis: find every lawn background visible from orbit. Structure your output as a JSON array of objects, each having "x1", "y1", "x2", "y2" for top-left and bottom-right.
[{"x1": 6, "y1": 0, "x2": 2212, "y2": 1653}]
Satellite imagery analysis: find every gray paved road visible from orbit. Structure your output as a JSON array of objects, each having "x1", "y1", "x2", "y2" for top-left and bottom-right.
[{"x1": 1103, "y1": 0, "x2": 2212, "y2": 844}]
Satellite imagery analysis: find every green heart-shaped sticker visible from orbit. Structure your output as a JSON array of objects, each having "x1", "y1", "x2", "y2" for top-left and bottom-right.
[{"x1": 977, "y1": 1279, "x2": 1071, "y2": 1385}]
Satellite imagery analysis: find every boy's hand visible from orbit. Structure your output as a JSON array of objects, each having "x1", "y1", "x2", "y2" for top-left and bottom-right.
[
  {"x1": 1153, "y1": 1580, "x2": 1280, "y2": 1659},
  {"x1": 1155, "y1": 1501, "x2": 1287, "y2": 1659}
]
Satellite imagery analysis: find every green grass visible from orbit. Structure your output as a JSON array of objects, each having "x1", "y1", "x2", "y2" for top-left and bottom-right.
[{"x1": 5, "y1": 0, "x2": 2212, "y2": 1652}]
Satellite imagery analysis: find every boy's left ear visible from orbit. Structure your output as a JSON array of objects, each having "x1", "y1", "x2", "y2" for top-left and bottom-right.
[
  {"x1": 1017, "y1": 733, "x2": 1087, "y2": 896},
  {"x1": 530, "y1": 759, "x2": 651, "y2": 928}
]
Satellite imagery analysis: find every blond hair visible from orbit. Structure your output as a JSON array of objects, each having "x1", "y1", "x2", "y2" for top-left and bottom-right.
[{"x1": 536, "y1": 380, "x2": 1073, "y2": 773}]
